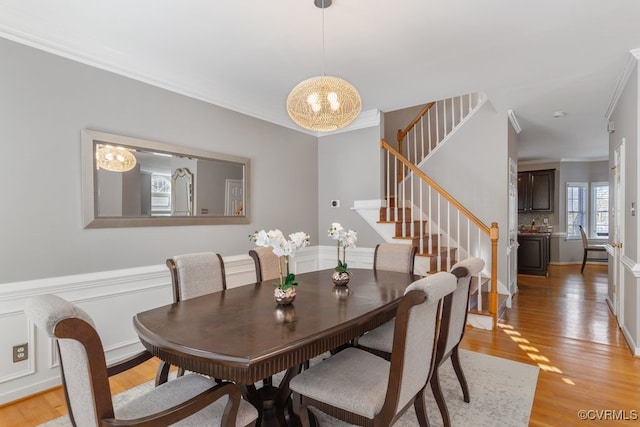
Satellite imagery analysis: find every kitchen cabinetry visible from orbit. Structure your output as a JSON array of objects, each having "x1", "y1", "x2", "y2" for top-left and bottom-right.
[
  {"x1": 517, "y1": 233, "x2": 550, "y2": 276},
  {"x1": 518, "y1": 169, "x2": 554, "y2": 212}
]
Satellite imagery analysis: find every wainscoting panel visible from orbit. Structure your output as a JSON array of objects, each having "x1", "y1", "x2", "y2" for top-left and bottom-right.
[
  {"x1": 0, "y1": 264, "x2": 174, "y2": 404},
  {"x1": 0, "y1": 310, "x2": 34, "y2": 384},
  {"x1": 0, "y1": 245, "x2": 374, "y2": 405}
]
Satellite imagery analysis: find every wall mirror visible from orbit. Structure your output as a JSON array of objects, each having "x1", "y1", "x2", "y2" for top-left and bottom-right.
[{"x1": 82, "y1": 129, "x2": 249, "y2": 228}]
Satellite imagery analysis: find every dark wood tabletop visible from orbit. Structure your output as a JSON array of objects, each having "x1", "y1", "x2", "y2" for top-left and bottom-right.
[{"x1": 133, "y1": 268, "x2": 418, "y2": 384}]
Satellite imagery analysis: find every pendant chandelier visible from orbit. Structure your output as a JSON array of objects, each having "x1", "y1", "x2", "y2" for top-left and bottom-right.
[
  {"x1": 286, "y1": 0, "x2": 361, "y2": 132},
  {"x1": 95, "y1": 144, "x2": 137, "y2": 172}
]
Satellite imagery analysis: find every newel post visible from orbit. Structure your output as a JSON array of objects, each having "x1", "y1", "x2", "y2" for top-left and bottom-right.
[{"x1": 489, "y1": 222, "x2": 499, "y2": 327}]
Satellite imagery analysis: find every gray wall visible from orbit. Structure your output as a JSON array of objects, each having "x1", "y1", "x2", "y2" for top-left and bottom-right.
[
  {"x1": 420, "y1": 101, "x2": 510, "y2": 288},
  {"x1": 0, "y1": 37, "x2": 318, "y2": 283},
  {"x1": 383, "y1": 104, "x2": 423, "y2": 150},
  {"x1": 317, "y1": 126, "x2": 383, "y2": 248}
]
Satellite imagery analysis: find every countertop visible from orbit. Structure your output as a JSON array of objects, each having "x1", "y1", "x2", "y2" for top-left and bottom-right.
[{"x1": 518, "y1": 231, "x2": 551, "y2": 236}]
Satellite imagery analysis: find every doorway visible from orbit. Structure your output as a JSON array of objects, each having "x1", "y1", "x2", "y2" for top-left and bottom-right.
[{"x1": 611, "y1": 138, "x2": 625, "y2": 326}]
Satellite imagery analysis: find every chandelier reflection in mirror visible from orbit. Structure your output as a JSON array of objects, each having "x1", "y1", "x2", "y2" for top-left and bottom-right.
[
  {"x1": 286, "y1": 0, "x2": 361, "y2": 132},
  {"x1": 95, "y1": 144, "x2": 137, "y2": 172}
]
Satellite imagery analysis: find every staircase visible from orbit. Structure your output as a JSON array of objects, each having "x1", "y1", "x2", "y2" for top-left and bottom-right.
[
  {"x1": 358, "y1": 92, "x2": 506, "y2": 329},
  {"x1": 378, "y1": 197, "x2": 457, "y2": 273}
]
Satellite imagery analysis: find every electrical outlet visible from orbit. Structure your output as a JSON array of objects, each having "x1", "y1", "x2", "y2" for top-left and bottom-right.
[
  {"x1": 543, "y1": 218, "x2": 548, "y2": 225},
  {"x1": 13, "y1": 343, "x2": 28, "y2": 363}
]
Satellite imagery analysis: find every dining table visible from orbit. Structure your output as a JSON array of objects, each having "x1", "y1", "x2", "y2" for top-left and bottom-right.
[{"x1": 133, "y1": 268, "x2": 419, "y2": 426}]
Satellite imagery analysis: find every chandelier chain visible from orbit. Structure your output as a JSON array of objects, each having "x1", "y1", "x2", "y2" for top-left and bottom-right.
[{"x1": 321, "y1": 0, "x2": 326, "y2": 76}]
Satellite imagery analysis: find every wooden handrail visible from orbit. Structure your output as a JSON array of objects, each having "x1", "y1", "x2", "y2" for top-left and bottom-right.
[
  {"x1": 381, "y1": 137, "x2": 499, "y2": 323},
  {"x1": 382, "y1": 138, "x2": 491, "y2": 236},
  {"x1": 397, "y1": 101, "x2": 436, "y2": 145}
]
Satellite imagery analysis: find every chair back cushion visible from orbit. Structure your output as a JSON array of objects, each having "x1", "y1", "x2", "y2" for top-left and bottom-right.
[
  {"x1": 250, "y1": 246, "x2": 282, "y2": 282},
  {"x1": 374, "y1": 243, "x2": 416, "y2": 274},
  {"x1": 396, "y1": 272, "x2": 456, "y2": 411},
  {"x1": 25, "y1": 293, "x2": 95, "y2": 336},
  {"x1": 172, "y1": 252, "x2": 225, "y2": 300},
  {"x1": 25, "y1": 294, "x2": 102, "y2": 427},
  {"x1": 579, "y1": 225, "x2": 589, "y2": 249}
]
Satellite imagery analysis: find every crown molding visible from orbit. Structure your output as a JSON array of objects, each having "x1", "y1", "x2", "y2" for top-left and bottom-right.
[
  {"x1": 507, "y1": 110, "x2": 522, "y2": 134},
  {"x1": 0, "y1": 17, "x2": 380, "y2": 138},
  {"x1": 316, "y1": 109, "x2": 381, "y2": 137},
  {"x1": 605, "y1": 48, "x2": 640, "y2": 120}
]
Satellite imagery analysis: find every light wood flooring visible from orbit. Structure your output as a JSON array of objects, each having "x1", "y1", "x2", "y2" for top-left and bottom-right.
[
  {"x1": 1, "y1": 264, "x2": 638, "y2": 426},
  {"x1": 464, "y1": 264, "x2": 640, "y2": 426}
]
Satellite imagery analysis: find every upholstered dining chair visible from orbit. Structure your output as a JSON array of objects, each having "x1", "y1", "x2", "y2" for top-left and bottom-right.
[
  {"x1": 248, "y1": 247, "x2": 283, "y2": 386},
  {"x1": 167, "y1": 252, "x2": 227, "y2": 301},
  {"x1": 24, "y1": 294, "x2": 258, "y2": 427},
  {"x1": 579, "y1": 225, "x2": 607, "y2": 273},
  {"x1": 373, "y1": 243, "x2": 417, "y2": 274},
  {"x1": 157, "y1": 252, "x2": 227, "y2": 384},
  {"x1": 430, "y1": 257, "x2": 485, "y2": 427},
  {"x1": 289, "y1": 272, "x2": 457, "y2": 427},
  {"x1": 351, "y1": 243, "x2": 417, "y2": 355},
  {"x1": 249, "y1": 246, "x2": 282, "y2": 283},
  {"x1": 357, "y1": 257, "x2": 485, "y2": 427}
]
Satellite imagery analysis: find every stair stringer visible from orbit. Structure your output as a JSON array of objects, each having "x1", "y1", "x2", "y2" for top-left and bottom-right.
[{"x1": 352, "y1": 199, "x2": 404, "y2": 244}]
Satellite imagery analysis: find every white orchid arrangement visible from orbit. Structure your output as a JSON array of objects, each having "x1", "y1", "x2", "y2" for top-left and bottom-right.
[
  {"x1": 328, "y1": 223, "x2": 357, "y2": 274},
  {"x1": 249, "y1": 229, "x2": 310, "y2": 291}
]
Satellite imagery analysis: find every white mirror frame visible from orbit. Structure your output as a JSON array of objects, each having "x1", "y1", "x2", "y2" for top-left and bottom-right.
[{"x1": 81, "y1": 129, "x2": 250, "y2": 228}]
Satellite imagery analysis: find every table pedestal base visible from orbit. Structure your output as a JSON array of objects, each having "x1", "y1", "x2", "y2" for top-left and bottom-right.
[{"x1": 241, "y1": 365, "x2": 318, "y2": 427}]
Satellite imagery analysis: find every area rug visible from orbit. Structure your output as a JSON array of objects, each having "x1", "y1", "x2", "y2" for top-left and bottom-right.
[{"x1": 40, "y1": 350, "x2": 538, "y2": 427}]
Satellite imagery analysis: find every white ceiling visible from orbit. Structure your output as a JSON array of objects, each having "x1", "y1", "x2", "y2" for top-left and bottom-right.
[{"x1": 1, "y1": 0, "x2": 639, "y2": 162}]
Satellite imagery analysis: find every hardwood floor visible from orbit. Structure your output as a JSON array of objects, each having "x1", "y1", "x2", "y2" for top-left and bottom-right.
[
  {"x1": 463, "y1": 264, "x2": 640, "y2": 426},
  {"x1": 1, "y1": 264, "x2": 638, "y2": 426},
  {"x1": 0, "y1": 357, "x2": 163, "y2": 426}
]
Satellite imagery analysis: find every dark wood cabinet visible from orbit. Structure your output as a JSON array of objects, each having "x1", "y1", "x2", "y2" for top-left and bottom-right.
[
  {"x1": 518, "y1": 169, "x2": 554, "y2": 212},
  {"x1": 517, "y1": 234, "x2": 550, "y2": 276}
]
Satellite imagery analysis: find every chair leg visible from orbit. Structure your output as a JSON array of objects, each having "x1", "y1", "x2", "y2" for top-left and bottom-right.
[
  {"x1": 430, "y1": 366, "x2": 451, "y2": 427},
  {"x1": 451, "y1": 347, "x2": 470, "y2": 403},
  {"x1": 414, "y1": 388, "x2": 432, "y2": 427},
  {"x1": 240, "y1": 383, "x2": 264, "y2": 427},
  {"x1": 155, "y1": 361, "x2": 170, "y2": 386},
  {"x1": 292, "y1": 393, "x2": 312, "y2": 427},
  {"x1": 581, "y1": 249, "x2": 587, "y2": 273}
]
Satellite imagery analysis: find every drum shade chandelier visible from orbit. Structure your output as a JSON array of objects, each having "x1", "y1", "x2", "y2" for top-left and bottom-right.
[
  {"x1": 95, "y1": 144, "x2": 137, "y2": 172},
  {"x1": 286, "y1": 0, "x2": 361, "y2": 132}
]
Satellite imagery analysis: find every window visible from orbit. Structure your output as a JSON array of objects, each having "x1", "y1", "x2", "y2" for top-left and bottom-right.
[
  {"x1": 566, "y1": 183, "x2": 587, "y2": 239},
  {"x1": 591, "y1": 182, "x2": 609, "y2": 238},
  {"x1": 151, "y1": 174, "x2": 171, "y2": 216},
  {"x1": 566, "y1": 181, "x2": 609, "y2": 239}
]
